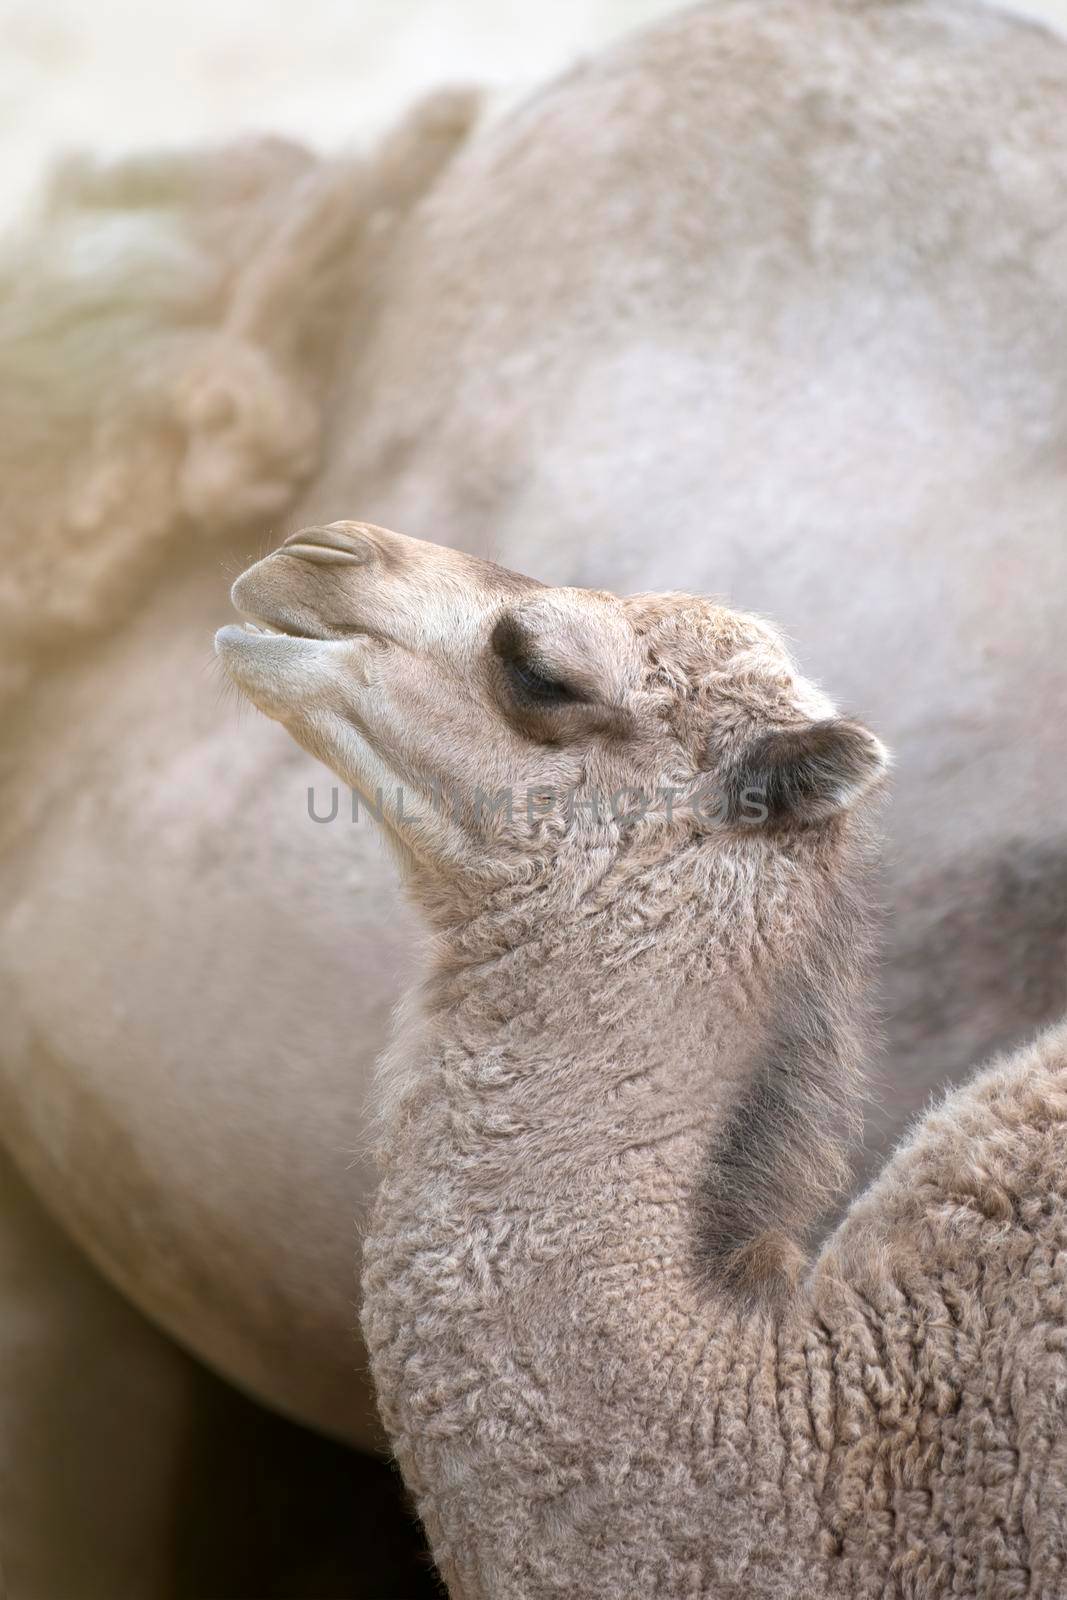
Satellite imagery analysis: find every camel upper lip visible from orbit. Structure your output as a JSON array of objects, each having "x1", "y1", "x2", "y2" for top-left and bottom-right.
[{"x1": 228, "y1": 539, "x2": 379, "y2": 640}]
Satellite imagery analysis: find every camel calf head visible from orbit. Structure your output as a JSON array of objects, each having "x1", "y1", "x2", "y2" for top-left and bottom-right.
[{"x1": 217, "y1": 520, "x2": 888, "y2": 892}]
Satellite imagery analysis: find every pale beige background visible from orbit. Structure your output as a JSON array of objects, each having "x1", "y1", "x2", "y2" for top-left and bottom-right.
[
  {"x1": 0, "y1": 0, "x2": 670, "y2": 230},
  {"x1": 4, "y1": 0, "x2": 1065, "y2": 233}
]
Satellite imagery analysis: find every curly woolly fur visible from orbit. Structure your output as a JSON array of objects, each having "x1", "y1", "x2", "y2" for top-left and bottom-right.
[
  {"x1": 368, "y1": 1018, "x2": 1067, "y2": 1600},
  {"x1": 0, "y1": 87, "x2": 481, "y2": 703}
]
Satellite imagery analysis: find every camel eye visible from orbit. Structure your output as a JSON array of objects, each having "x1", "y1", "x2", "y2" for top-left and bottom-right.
[
  {"x1": 507, "y1": 658, "x2": 578, "y2": 706},
  {"x1": 491, "y1": 614, "x2": 581, "y2": 708}
]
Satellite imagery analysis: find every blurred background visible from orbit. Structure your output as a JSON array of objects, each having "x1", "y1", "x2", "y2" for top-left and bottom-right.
[
  {"x1": 5, "y1": 0, "x2": 1067, "y2": 234},
  {"x1": 1, "y1": 0, "x2": 1058, "y2": 229},
  {"x1": 3, "y1": 1, "x2": 1067, "y2": 1596},
  {"x1": 3, "y1": 0, "x2": 682, "y2": 231}
]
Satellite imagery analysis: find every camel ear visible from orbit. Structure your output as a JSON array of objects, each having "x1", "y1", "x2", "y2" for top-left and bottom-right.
[{"x1": 722, "y1": 718, "x2": 888, "y2": 828}]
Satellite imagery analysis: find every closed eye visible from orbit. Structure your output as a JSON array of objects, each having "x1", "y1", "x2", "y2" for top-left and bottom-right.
[
  {"x1": 506, "y1": 658, "x2": 579, "y2": 706},
  {"x1": 491, "y1": 613, "x2": 583, "y2": 708}
]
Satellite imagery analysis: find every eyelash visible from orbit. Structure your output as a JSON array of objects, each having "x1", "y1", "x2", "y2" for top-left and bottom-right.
[{"x1": 506, "y1": 658, "x2": 577, "y2": 706}]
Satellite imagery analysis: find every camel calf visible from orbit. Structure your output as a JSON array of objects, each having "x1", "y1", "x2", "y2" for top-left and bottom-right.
[{"x1": 218, "y1": 520, "x2": 1067, "y2": 1599}]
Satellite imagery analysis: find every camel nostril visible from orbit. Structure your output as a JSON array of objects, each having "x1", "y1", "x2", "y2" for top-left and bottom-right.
[{"x1": 280, "y1": 524, "x2": 376, "y2": 566}]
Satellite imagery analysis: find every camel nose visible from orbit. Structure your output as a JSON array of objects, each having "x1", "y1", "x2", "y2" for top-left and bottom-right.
[{"x1": 280, "y1": 522, "x2": 379, "y2": 566}]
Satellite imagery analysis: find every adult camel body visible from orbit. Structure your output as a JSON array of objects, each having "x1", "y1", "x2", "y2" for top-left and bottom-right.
[{"x1": 1, "y1": 0, "x2": 1065, "y2": 1462}]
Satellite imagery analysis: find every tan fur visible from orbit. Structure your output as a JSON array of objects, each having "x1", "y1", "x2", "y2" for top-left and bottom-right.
[
  {"x1": 221, "y1": 523, "x2": 1067, "y2": 1598},
  {"x1": 4, "y1": 0, "x2": 1067, "y2": 1451}
]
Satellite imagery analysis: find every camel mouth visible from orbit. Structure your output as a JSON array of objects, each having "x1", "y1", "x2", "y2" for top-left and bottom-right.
[
  {"x1": 231, "y1": 605, "x2": 380, "y2": 642},
  {"x1": 235, "y1": 613, "x2": 325, "y2": 641},
  {"x1": 214, "y1": 608, "x2": 380, "y2": 670}
]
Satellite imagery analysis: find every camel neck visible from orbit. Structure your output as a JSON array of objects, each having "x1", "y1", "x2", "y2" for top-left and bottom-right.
[{"x1": 363, "y1": 830, "x2": 874, "y2": 1598}]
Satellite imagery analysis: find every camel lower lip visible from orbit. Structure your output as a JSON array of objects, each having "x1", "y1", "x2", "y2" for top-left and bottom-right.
[
  {"x1": 214, "y1": 620, "x2": 374, "y2": 655},
  {"x1": 214, "y1": 622, "x2": 318, "y2": 652}
]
